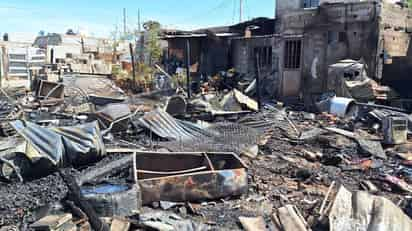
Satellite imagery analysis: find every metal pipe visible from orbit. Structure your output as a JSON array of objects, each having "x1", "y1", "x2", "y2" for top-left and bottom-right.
[
  {"x1": 44, "y1": 83, "x2": 63, "y2": 100},
  {"x1": 154, "y1": 64, "x2": 173, "y2": 80},
  {"x1": 355, "y1": 102, "x2": 409, "y2": 113}
]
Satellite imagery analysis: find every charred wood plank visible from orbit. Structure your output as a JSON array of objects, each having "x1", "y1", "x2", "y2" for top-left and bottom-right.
[
  {"x1": 59, "y1": 170, "x2": 109, "y2": 231},
  {"x1": 77, "y1": 154, "x2": 133, "y2": 185}
]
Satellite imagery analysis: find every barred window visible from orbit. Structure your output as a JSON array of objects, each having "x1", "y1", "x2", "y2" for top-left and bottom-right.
[
  {"x1": 303, "y1": 0, "x2": 319, "y2": 8},
  {"x1": 284, "y1": 40, "x2": 302, "y2": 69},
  {"x1": 254, "y1": 46, "x2": 272, "y2": 68}
]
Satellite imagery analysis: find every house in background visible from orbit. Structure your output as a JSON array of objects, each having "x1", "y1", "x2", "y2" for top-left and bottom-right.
[
  {"x1": 0, "y1": 40, "x2": 46, "y2": 88},
  {"x1": 274, "y1": 0, "x2": 412, "y2": 103},
  {"x1": 163, "y1": 32, "x2": 235, "y2": 78},
  {"x1": 33, "y1": 33, "x2": 114, "y2": 74},
  {"x1": 162, "y1": 18, "x2": 275, "y2": 78},
  {"x1": 163, "y1": 0, "x2": 412, "y2": 105},
  {"x1": 231, "y1": 0, "x2": 412, "y2": 102}
]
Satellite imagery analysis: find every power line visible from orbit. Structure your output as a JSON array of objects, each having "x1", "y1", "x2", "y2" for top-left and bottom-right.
[
  {"x1": 232, "y1": 0, "x2": 237, "y2": 24},
  {"x1": 174, "y1": 0, "x2": 232, "y2": 25},
  {"x1": 205, "y1": 0, "x2": 233, "y2": 15}
]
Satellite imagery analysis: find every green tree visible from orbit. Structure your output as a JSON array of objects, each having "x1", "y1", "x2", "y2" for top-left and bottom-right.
[{"x1": 143, "y1": 21, "x2": 162, "y2": 65}]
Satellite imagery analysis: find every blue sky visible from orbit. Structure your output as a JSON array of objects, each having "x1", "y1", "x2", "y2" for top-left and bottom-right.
[{"x1": 0, "y1": 0, "x2": 275, "y2": 42}]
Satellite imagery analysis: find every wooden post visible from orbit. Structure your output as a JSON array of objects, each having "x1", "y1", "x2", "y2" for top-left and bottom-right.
[
  {"x1": 129, "y1": 43, "x2": 136, "y2": 90},
  {"x1": 186, "y1": 39, "x2": 191, "y2": 98},
  {"x1": 254, "y1": 51, "x2": 261, "y2": 111},
  {"x1": 80, "y1": 37, "x2": 85, "y2": 54}
]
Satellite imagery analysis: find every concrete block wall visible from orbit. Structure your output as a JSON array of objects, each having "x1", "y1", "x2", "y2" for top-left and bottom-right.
[{"x1": 231, "y1": 36, "x2": 277, "y2": 76}]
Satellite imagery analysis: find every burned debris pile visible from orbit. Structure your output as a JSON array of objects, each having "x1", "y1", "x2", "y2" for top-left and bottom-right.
[
  {"x1": 1, "y1": 71, "x2": 412, "y2": 231},
  {"x1": 3, "y1": 0, "x2": 412, "y2": 228}
]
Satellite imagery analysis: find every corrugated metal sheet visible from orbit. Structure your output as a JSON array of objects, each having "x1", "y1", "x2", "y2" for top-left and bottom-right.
[
  {"x1": 10, "y1": 120, "x2": 105, "y2": 167},
  {"x1": 138, "y1": 108, "x2": 215, "y2": 141},
  {"x1": 139, "y1": 109, "x2": 262, "y2": 154}
]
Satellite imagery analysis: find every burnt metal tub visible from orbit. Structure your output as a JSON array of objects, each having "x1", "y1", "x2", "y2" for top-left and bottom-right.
[{"x1": 134, "y1": 151, "x2": 248, "y2": 205}]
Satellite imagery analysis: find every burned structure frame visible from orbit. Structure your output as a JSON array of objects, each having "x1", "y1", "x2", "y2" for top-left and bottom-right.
[{"x1": 163, "y1": 1, "x2": 412, "y2": 104}]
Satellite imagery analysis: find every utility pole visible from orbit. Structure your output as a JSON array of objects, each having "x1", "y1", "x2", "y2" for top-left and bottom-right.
[
  {"x1": 138, "y1": 9, "x2": 145, "y2": 65},
  {"x1": 138, "y1": 9, "x2": 141, "y2": 34},
  {"x1": 239, "y1": 0, "x2": 243, "y2": 23},
  {"x1": 123, "y1": 8, "x2": 127, "y2": 35},
  {"x1": 137, "y1": 8, "x2": 141, "y2": 66}
]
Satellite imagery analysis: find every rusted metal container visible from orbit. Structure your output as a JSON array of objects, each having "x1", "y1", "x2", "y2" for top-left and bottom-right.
[{"x1": 134, "y1": 151, "x2": 248, "y2": 205}]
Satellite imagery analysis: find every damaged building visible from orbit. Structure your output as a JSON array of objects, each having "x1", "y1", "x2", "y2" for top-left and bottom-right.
[
  {"x1": 4, "y1": 1, "x2": 412, "y2": 231},
  {"x1": 163, "y1": 18, "x2": 275, "y2": 81},
  {"x1": 275, "y1": 0, "x2": 412, "y2": 103},
  {"x1": 0, "y1": 40, "x2": 46, "y2": 88},
  {"x1": 163, "y1": 0, "x2": 412, "y2": 104},
  {"x1": 33, "y1": 32, "x2": 114, "y2": 74}
]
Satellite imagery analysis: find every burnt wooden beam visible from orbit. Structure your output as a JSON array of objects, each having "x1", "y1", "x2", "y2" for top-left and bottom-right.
[
  {"x1": 77, "y1": 154, "x2": 133, "y2": 185},
  {"x1": 254, "y1": 52, "x2": 262, "y2": 111},
  {"x1": 129, "y1": 43, "x2": 137, "y2": 91},
  {"x1": 59, "y1": 170, "x2": 109, "y2": 231},
  {"x1": 186, "y1": 39, "x2": 191, "y2": 98}
]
